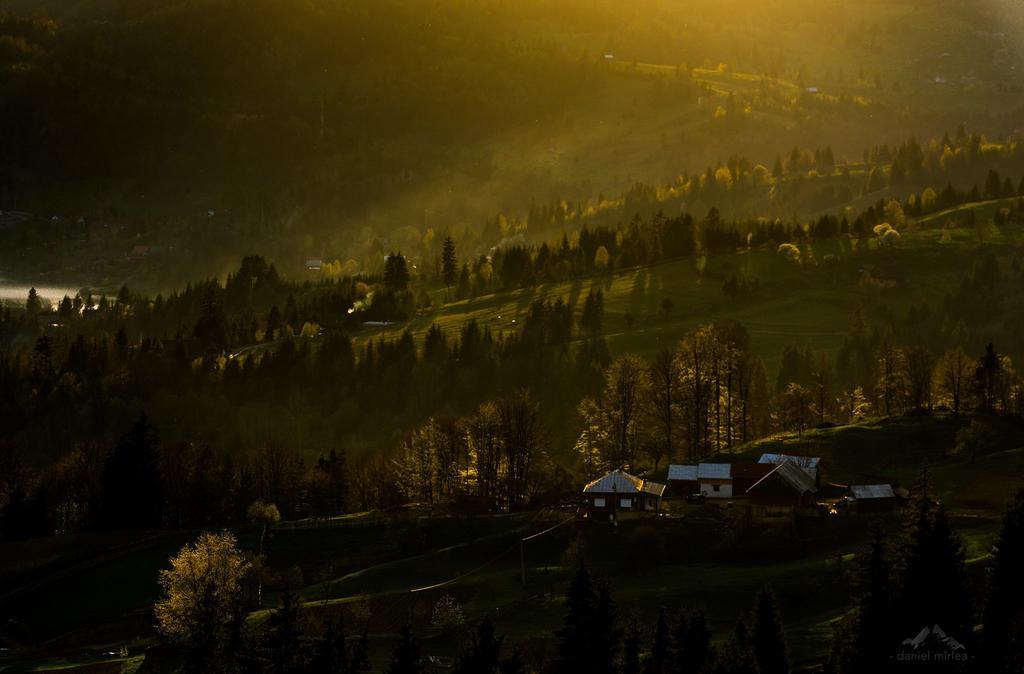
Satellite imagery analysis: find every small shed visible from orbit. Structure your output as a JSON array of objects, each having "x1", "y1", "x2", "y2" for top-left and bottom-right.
[
  {"x1": 746, "y1": 462, "x2": 818, "y2": 520},
  {"x1": 849, "y1": 484, "x2": 897, "y2": 513},
  {"x1": 697, "y1": 463, "x2": 732, "y2": 499},
  {"x1": 667, "y1": 464, "x2": 699, "y2": 496},
  {"x1": 583, "y1": 469, "x2": 665, "y2": 520}
]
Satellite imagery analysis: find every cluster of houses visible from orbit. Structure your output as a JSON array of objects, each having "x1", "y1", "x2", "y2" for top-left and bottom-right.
[{"x1": 582, "y1": 453, "x2": 902, "y2": 522}]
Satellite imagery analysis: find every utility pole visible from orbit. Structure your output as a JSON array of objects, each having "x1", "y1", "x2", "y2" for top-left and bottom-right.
[{"x1": 520, "y1": 538, "x2": 526, "y2": 587}]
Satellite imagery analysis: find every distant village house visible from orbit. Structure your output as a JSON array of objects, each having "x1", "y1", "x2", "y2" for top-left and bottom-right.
[{"x1": 583, "y1": 469, "x2": 665, "y2": 520}]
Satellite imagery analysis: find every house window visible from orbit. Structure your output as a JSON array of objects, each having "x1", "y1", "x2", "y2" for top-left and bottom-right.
[
  {"x1": 620, "y1": 498, "x2": 632, "y2": 509},
  {"x1": 712, "y1": 484, "x2": 721, "y2": 492},
  {"x1": 593, "y1": 498, "x2": 606, "y2": 508}
]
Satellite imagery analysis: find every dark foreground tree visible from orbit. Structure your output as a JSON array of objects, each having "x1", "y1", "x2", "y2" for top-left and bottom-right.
[
  {"x1": 387, "y1": 621, "x2": 424, "y2": 674},
  {"x1": 982, "y1": 488, "x2": 1024, "y2": 672},
  {"x1": 556, "y1": 563, "x2": 620, "y2": 673},
  {"x1": 100, "y1": 413, "x2": 163, "y2": 529},
  {"x1": 454, "y1": 619, "x2": 503, "y2": 674},
  {"x1": 750, "y1": 588, "x2": 789, "y2": 674},
  {"x1": 264, "y1": 587, "x2": 305, "y2": 674}
]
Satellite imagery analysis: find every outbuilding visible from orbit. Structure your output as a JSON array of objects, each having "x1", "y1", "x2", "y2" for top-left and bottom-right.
[
  {"x1": 746, "y1": 461, "x2": 818, "y2": 520},
  {"x1": 849, "y1": 484, "x2": 897, "y2": 513},
  {"x1": 667, "y1": 464, "x2": 699, "y2": 496}
]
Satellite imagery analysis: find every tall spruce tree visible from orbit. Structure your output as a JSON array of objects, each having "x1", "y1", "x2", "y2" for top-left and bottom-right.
[
  {"x1": 622, "y1": 617, "x2": 643, "y2": 674},
  {"x1": 387, "y1": 621, "x2": 424, "y2": 674},
  {"x1": 265, "y1": 587, "x2": 305, "y2": 674},
  {"x1": 645, "y1": 607, "x2": 672, "y2": 674},
  {"x1": 556, "y1": 563, "x2": 620, "y2": 673},
  {"x1": 714, "y1": 619, "x2": 758, "y2": 674},
  {"x1": 750, "y1": 588, "x2": 789, "y2": 674},
  {"x1": 453, "y1": 619, "x2": 502, "y2": 674},
  {"x1": 441, "y1": 235, "x2": 457, "y2": 289},
  {"x1": 311, "y1": 618, "x2": 347, "y2": 674},
  {"x1": 672, "y1": 609, "x2": 712, "y2": 674},
  {"x1": 100, "y1": 413, "x2": 163, "y2": 529},
  {"x1": 895, "y1": 469, "x2": 972, "y2": 646},
  {"x1": 982, "y1": 489, "x2": 1024, "y2": 672}
]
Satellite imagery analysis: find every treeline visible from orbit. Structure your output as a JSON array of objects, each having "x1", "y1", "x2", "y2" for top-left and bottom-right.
[{"x1": 503, "y1": 128, "x2": 1024, "y2": 260}]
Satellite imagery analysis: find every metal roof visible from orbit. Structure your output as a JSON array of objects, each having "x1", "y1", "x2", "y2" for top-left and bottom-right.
[
  {"x1": 668, "y1": 464, "x2": 699, "y2": 481},
  {"x1": 642, "y1": 481, "x2": 667, "y2": 496},
  {"x1": 758, "y1": 453, "x2": 820, "y2": 478},
  {"x1": 747, "y1": 461, "x2": 817, "y2": 495},
  {"x1": 583, "y1": 469, "x2": 665, "y2": 497},
  {"x1": 697, "y1": 463, "x2": 731, "y2": 480},
  {"x1": 851, "y1": 484, "x2": 896, "y2": 500},
  {"x1": 758, "y1": 453, "x2": 821, "y2": 468}
]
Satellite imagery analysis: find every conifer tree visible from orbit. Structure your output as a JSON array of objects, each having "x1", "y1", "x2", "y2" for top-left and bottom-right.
[
  {"x1": 622, "y1": 617, "x2": 643, "y2": 674},
  {"x1": 645, "y1": 607, "x2": 672, "y2": 674},
  {"x1": 265, "y1": 587, "x2": 305, "y2": 674},
  {"x1": 982, "y1": 489, "x2": 1024, "y2": 672},
  {"x1": 454, "y1": 619, "x2": 502, "y2": 674},
  {"x1": 311, "y1": 618, "x2": 347, "y2": 674},
  {"x1": 714, "y1": 619, "x2": 758, "y2": 674},
  {"x1": 442, "y1": 235, "x2": 458, "y2": 289},
  {"x1": 387, "y1": 621, "x2": 424, "y2": 674},
  {"x1": 895, "y1": 469, "x2": 972, "y2": 645},
  {"x1": 349, "y1": 626, "x2": 372, "y2": 674},
  {"x1": 750, "y1": 588, "x2": 789, "y2": 674},
  {"x1": 673, "y1": 609, "x2": 711, "y2": 674}
]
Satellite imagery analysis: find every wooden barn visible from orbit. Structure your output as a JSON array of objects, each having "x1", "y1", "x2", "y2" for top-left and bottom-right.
[
  {"x1": 746, "y1": 461, "x2": 818, "y2": 520},
  {"x1": 583, "y1": 469, "x2": 666, "y2": 520}
]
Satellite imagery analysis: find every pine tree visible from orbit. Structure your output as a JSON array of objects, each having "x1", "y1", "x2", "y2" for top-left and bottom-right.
[
  {"x1": 895, "y1": 470, "x2": 972, "y2": 646},
  {"x1": 622, "y1": 617, "x2": 643, "y2": 674},
  {"x1": 454, "y1": 619, "x2": 502, "y2": 674},
  {"x1": 387, "y1": 621, "x2": 424, "y2": 674},
  {"x1": 384, "y1": 253, "x2": 411, "y2": 293},
  {"x1": 442, "y1": 235, "x2": 457, "y2": 288},
  {"x1": 311, "y1": 618, "x2": 347, "y2": 674},
  {"x1": 593, "y1": 580, "x2": 622, "y2": 674},
  {"x1": 100, "y1": 414, "x2": 163, "y2": 529},
  {"x1": 835, "y1": 522, "x2": 895, "y2": 673},
  {"x1": 556, "y1": 562, "x2": 598, "y2": 671},
  {"x1": 679, "y1": 609, "x2": 712, "y2": 674},
  {"x1": 556, "y1": 563, "x2": 620, "y2": 673},
  {"x1": 645, "y1": 607, "x2": 672, "y2": 674},
  {"x1": 714, "y1": 619, "x2": 758, "y2": 674},
  {"x1": 349, "y1": 626, "x2": 372, "y2": 674},
  {"x1": 265, "y1": 587, "x2": 305, "y2": 674},
  {"x1": 750, "y1": 588, "x2": 789, "y2": 674},
  {"x1": 982, "y1": 489, "x2": 1024, "y2": 672}
]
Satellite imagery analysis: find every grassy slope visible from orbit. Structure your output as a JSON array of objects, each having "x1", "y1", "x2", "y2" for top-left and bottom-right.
[
  {"x1": 361, "y1": 216, "x2": 1023, "y2": 375},
  {"x1": 3, "y1": 413, "x2": 1023, "y2": 671}
]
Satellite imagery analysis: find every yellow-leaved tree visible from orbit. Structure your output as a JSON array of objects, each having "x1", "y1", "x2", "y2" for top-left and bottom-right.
[{"x1": 155, "y1": 531, "x2": 251, "y2": 646}]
